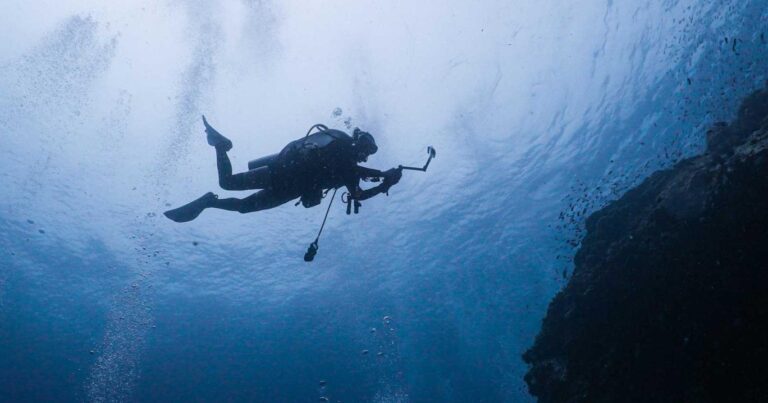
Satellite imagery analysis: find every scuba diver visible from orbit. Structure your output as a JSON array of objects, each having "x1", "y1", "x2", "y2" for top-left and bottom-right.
[{"x1": 163, "y1": 116, "x2": 403, "y2": 223}]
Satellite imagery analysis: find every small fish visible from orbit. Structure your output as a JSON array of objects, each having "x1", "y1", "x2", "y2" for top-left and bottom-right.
[
  {"x1": 361, "y1": 350, "x2": 369, "y2": 355},
  {"x1": 687, "y1": 78, "x2": 692, "y2": 85},
  {"x1": 319, "y1": 380, "x2": 327, "y2": 387}
]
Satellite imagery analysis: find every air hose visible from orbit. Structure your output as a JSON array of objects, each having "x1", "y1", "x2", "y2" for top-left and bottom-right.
[
  {"x1": 304, "y1": 188, "x2": 338, "y2": 262},
  {"x1": 305, "y1": 123, "x2": 328, "y2": 137}
]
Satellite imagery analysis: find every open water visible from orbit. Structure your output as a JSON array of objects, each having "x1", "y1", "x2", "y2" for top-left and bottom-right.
[{"x1": 1, "y1": 1, "x2": 766, "y2": 401}]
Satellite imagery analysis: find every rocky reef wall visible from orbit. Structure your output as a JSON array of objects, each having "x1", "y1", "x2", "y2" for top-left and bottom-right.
[{"x1": 524, "y1": 83, "x2": 768, "y2": 402}]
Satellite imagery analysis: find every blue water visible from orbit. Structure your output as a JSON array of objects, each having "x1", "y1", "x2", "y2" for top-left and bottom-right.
[{"x1": 1, "y1": 1, "x2": 766, "y2": 401}]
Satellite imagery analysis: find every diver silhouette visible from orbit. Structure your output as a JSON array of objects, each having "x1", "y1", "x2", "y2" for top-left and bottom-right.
[{"x1": 163, "y1": 116, "x2": 402, "y2": 223}]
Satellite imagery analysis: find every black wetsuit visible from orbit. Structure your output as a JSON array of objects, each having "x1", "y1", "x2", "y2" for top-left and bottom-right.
[
  {"x1": 210, "y1": 129, "x2": 389, "y2": 214},
  {"x1": 271, "y1": 129, "x2": 384, "y2": 201}
]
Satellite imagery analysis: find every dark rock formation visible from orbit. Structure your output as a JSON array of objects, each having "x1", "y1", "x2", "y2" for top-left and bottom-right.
[{"x1": 524, "y1": 83, "x2": 768, "y2": 402}]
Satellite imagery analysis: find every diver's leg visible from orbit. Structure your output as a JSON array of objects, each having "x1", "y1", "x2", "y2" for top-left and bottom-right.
[
  {"x1": 215, "y1": 147, "x2": 272, "y2": 191},
  {"x1": 209, "y1": 189, "x2": 297, "y2": 213},
  {"x1": 204, "y1": 115, "x2": 267, "y2": 190},
  {"x1": 203, "y1": 115, "x2": 232, "y2": 150},
  {"x1": 215, "y1": 146, "x2": 234, "y2": 179}
]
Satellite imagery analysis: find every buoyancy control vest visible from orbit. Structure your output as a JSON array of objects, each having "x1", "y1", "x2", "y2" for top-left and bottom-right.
[{"x1": 248, "y1": 127, "x2": 356, "y2": 207}]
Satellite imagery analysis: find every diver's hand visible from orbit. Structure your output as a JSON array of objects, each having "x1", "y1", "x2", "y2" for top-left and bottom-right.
[
  {"x1": 381, "y1": 167, "x2": 402, "y2": 193},
  {"x1": 384, "y1": 167, "x2": 402, "y2": 185}
]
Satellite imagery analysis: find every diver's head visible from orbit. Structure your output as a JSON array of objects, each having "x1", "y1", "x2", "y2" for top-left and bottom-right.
[{"x1": 352, "y1": 128, "x2": 378, "y2": 162}]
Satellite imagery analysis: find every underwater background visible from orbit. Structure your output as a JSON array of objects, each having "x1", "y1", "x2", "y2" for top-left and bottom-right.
[{"x1": 1, "y1": 1, "x2": 766, "y2": 401}]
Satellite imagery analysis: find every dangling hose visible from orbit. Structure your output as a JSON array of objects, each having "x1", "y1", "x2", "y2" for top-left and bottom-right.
[
  {"x1": 304, "y1": 188, "x2": 338, "y2": 262},
  {"x1": 302, "y1": 123, "x2": 334, "y2": 262}
]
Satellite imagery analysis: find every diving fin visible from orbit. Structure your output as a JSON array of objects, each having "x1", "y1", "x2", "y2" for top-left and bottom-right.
[
  {"x1": 202, "y1": 115, "x2": 232, "y2": 151},
  {"x1": 164, "y1": 192, "x2": 218, "y2": 223}
]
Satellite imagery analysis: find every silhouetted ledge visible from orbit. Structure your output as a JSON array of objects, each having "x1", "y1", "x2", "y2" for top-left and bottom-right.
[{"x1": 524, "y1": 83, "x2": 768, "y2": 403}]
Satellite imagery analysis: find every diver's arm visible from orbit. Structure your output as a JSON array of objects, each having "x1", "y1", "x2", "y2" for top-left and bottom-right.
[
  {"x1": 344, "y1": 174, "x2": 387, "y2": 201},
  {"x1": 345, "y1": 169, "x2": 401, "y2": 201},
  {"x1": 356, "y1": 166, "x2": 385, "y2": 179},
  {"x1": 348, "y1": 183, "x2": 390, "y2": 201},
  {"x1": 344, "y1": 161, "x2": 402, "y2": 200}
]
